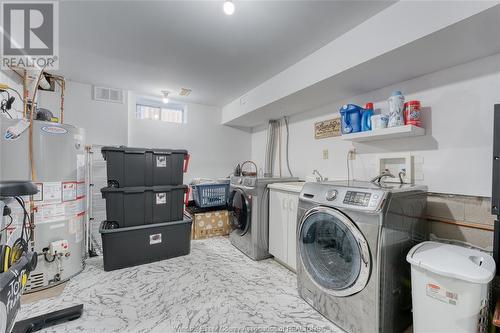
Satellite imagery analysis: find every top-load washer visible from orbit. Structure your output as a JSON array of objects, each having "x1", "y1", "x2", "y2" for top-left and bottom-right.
[
  {"x1": 296, "y1": 181, "x2": 427, "y2": 333},
  {"x1": 228, "y1": 176, "x2": 297, "y2": 260}
]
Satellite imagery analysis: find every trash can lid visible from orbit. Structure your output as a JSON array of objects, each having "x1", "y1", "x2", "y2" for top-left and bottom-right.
[{"x1": 406, "y1": 241, "x2": 496, "y2": 284}]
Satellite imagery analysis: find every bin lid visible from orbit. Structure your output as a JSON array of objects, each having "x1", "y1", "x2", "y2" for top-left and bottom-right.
[
  {"x1": 406, "y1": 241, "x2": 496, "y2": 284},
  {"x1": 101, "y1": 146, "x2": 188, "y2": 155},
  {"x1": 101, "y1": 185, "x2": 187, "y2": 194}
]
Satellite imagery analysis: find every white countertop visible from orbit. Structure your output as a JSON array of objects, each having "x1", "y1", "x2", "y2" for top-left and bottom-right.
[{"x1": 268, "y1": 182, "x2": 306, "y2": 194}]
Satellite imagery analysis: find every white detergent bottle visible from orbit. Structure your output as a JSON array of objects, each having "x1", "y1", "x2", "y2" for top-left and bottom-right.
[{"x1": 387, "y1": 91, "x2": 405, "y2": 127}]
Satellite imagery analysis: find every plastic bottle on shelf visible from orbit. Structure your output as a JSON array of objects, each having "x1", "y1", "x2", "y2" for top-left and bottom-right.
[
  {"x1": 339, "y1": 104, "x2": 362, "y2": 134},
  {"x1": 387, "y1": 91, "x2": 405, "y2": 127},
  {"x1": 361, "y1": 103, "x2": 374, "y2": 131}
]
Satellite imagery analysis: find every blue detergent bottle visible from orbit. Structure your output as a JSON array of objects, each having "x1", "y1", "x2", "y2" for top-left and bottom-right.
[
  {"x1": 361, "y1": 102, "x2": 374, "y2": 131},
  {"x1": 340, "y1": 104, "x2": 362, "y2": 134}
]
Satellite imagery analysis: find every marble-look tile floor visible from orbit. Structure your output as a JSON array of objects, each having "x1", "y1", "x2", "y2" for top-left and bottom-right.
[{"x1": 19, "y1": 237, "x2": 341, "y2": 333}]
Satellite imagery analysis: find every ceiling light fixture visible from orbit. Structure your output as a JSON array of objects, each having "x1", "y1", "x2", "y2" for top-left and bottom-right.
[
  {"x1": 223, "y1": 0, "x2": 235, "y2": 15},
  {"x1": 162, "y1": 91, "x2": 169, "y2": 104}
]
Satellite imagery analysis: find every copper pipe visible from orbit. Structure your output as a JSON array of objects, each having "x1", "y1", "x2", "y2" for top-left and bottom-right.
[
  {"x1": 53, "y1": 76, "x2": 65, "y2": 123},
  {"x1": 428, "y1": 216, "x2": 494, "y2": 232},
  {"x1": 22, "y1": 69, "x2": 27, "y2": 119},
  {"x1": 46, "y1": 74, "x2": 66, "y2": 123},
  {"x1": 60, "y1": 79, "x2": 65, "y2": 123},
  {"x1": 7, "y1": 64, "x2": 24, "y2": 79},
  {"x1": 28, "y1": 67, "x2": 47, "y2": 181}
]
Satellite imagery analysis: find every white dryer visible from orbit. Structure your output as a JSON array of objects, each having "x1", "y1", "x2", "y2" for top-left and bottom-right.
[{"x1": 296, "y1": 181, "x2": 427, "y2": 333}]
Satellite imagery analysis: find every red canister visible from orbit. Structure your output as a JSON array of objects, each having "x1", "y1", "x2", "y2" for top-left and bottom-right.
[{"x1": 404, "y1": 100, "x2": 421, "y2": 127}]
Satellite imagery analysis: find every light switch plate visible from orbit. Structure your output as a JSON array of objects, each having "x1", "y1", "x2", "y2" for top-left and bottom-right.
[{"x1": 323, "y1": 149, "x2": 329, "y2": 160}]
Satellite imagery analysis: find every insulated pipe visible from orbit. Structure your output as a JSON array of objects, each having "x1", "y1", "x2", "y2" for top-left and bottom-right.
[
  {"x1": 263, "y1": 123, "x2": 269, "y2": 176},
  {"x1": 284, "y1": 117, "x2": 293, "y2": 177},
  {"x1": 278, "y1": 120, "x2": 282, "y2": 177},
  {"x1": 50, "y1": 74, "x2": 66, "y2": 123},
  {"x1": 264, "y1": 121, "x2": 275, "y2": 177}
]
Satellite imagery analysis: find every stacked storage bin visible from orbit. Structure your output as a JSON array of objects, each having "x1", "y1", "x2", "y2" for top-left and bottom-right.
[{"x1": 99, "y1": 146, "x2": 192, "y2": 271}]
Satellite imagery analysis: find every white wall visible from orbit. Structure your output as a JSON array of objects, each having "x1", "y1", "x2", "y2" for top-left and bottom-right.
[
  {"x1": 251, "y1": 53, "x2": 500, "y2": 197},
  {"x1": 128, "y1": 92, "x2": 251, "y2": 183},
  {"x1": 37, "y1": 81, "x2": 128, "y2": 146}
]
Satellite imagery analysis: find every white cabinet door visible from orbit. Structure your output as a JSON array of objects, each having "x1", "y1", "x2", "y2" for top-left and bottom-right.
[
  {"x1": 269, "y1": 190, "x2": 288, "y2": 263},
  {"x1": 287, "y1": 194, "x2": 299, "y2": 271}
]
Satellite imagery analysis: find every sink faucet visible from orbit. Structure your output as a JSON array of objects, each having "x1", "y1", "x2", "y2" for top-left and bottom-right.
[
  {"x1": 313, "y1": 169, "x2": 326, "y2": 182},
  {"x1": 398, "y1": 169, "x2": 406, "y2": 184},
  {"x1": 370, "y1": 169, "x2": 396, "y2": 183}
]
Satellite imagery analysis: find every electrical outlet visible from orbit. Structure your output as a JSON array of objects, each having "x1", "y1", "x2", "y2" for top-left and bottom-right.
[{"x1": 323, "y1": 149, "x2": 329, "y2": 160}]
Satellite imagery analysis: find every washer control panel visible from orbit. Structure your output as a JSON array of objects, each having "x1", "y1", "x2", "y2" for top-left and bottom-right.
[
  {"x1": 243, "y1": 178, "x2": 256, "y2": 187},
  {"x1": 343, "y1": 191, "x2": 371, "y2": 206},
  {"x1": 299, "y1": 182, "x2": 386, "y2": 212},
  {"x1": 231, "y1": 176, "x2": 257, "y2": 188},
  {"x1": 343, "y1": 191, "x2": 381, "y2": 209}
]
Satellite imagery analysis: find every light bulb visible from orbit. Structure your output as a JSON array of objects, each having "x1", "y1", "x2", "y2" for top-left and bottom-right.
[
  {"x1": 223, "y1": 0, "x2": 235, "y2": 15},
  {"x1": 162, "y1": 90, "x2": 169, "y2": 104}
]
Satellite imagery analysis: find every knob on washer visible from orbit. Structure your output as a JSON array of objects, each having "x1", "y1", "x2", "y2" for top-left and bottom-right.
[{"x1": 325, "y1": 190, "x2": 338, "y2": 201}]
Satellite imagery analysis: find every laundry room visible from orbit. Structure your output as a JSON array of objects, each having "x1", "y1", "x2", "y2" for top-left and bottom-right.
[{"x1": 0, "y1": 1, "x2": 499, "y2": 333}]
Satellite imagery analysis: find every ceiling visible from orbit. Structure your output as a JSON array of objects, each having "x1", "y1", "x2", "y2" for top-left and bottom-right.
[{"x1": 56, "y1": 1, "x2": 394, "y2": 106}]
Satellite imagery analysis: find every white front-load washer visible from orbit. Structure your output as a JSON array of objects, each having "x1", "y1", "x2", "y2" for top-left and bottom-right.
[{"x1": 228, "y1": 176, "x2": 297, "y2": 261}]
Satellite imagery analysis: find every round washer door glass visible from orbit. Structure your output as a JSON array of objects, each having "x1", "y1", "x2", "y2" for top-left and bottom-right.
[
  {"x1": 229, "y1": 189, "x2": 250, "y2": 235},
  {"x1": 299, "y1": 207, "x2": 370, "y2": 296}
]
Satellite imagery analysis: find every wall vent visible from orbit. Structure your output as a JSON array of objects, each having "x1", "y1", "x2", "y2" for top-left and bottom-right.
[
  {"x1": 93, "y1": 86, "x2": 124, "y2": 103},
  {"x1": 179, "y1": 88, "x2": 192, "y2": 96}
]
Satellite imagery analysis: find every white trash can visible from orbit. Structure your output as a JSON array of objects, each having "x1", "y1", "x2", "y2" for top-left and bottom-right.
[{"x1": 407, "y1": 241, "x2": 496, "y2": 333}]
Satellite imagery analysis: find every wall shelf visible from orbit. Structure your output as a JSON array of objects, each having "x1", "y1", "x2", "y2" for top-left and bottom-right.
[{"x1": 340, "y1": 125, "x2": 425, "y2": 142}]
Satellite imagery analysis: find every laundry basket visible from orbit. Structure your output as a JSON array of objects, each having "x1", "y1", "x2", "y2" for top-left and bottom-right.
[{"x1": 192, "y1": 182, "x2": 229, "y2": 208}]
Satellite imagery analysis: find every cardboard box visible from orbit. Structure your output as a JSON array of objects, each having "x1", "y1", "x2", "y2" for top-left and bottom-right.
[{"x1": 192, "y1": 210, "x2": 231, "y2": 240}]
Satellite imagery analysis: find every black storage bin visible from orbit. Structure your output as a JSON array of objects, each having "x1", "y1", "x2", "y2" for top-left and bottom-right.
[
  {"x1": 101, "y1": 185, "x2": 187, "y2": 228},
  {"x1": 101, "y1": 146, "x2": 189, "y2": 187},
  {"x1": 100, "y1": 217, "x2": 192, "y2": 271}
]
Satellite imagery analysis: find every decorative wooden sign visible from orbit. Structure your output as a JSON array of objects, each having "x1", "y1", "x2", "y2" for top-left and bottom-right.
[{"x1": 315, "y1": 117, "x2": 341, "y2": 139}]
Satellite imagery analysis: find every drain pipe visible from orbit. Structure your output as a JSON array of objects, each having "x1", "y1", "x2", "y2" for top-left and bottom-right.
[
  {"x1": 264, "y1": 120, "x2": 277, "y2": 177},
  {"x1": 284, "y1": 116, "x2": 293, "y2": 177}
]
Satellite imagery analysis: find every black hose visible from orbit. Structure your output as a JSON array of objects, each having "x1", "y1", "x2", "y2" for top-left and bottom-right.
[
  {"x1": 0, "y1": 214, "x2": 14, "y2": 232},
  {"x1": 14, "y1": 196, "x2": 32, "y2": 241}
]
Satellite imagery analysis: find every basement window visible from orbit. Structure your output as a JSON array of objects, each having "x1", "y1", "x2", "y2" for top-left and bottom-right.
[{"x1": 136, "y1": 103, "x2": 185, "y2": 124}]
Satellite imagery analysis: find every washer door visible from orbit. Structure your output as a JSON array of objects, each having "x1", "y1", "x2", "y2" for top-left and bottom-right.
[
  {"x1": 298, "y1": 206, "x2": 371, "y2": 297},
  {"x1": 228, "y1": 188, "x2": 251, "y2": 236}
]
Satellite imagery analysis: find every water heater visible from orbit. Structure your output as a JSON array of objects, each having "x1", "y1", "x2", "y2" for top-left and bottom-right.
[{"x1": 0, "y1": 118, "x2": 86, "y2": 291}]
